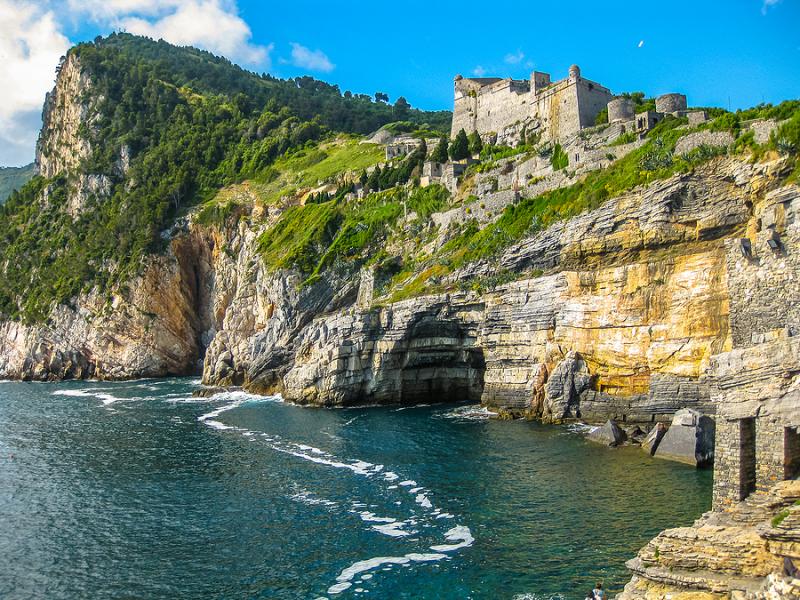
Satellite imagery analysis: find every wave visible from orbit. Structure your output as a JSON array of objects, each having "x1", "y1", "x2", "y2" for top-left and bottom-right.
[
  {"x1": 290, "y1": 490, "x2": 338, "y2": 508},
  {"x1": 327, "y1": 552, "x2": 449, "y2": 595},
  {"x1": 435, "y1": 405, "x2": 498, "y2": 421},
  {"x1": 51, "y1": 388, "x2": 141, "y2": 406}
]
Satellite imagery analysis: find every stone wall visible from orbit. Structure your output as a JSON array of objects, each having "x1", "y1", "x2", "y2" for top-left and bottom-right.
[
  {"x1": 725, "y1": 186, "x2": 800, "y2": 348},
  {"x1": 674, "y1": 130, "x2": 733, "y2": 156}
]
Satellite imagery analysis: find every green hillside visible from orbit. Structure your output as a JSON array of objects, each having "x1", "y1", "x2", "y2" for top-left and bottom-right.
[
  {"x1": 0, "y1": 164, "x2": 34, "y2": 204},
  {"x1": 0, "y1": 34, "x2": 451, "y2": 322}
]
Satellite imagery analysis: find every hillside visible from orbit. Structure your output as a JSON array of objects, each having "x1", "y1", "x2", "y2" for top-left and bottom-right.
[
  {"x1": 0, "y1": 33, "x2": 450, "y2": 323},
  {"x1": 0, "y1": 164, "x2": 34, "y2": 204}
]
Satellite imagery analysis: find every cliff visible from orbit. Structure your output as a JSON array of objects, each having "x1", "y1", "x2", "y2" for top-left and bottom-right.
[{"x1": 1, "y1": 36, "x2": 798, "y2": 431}]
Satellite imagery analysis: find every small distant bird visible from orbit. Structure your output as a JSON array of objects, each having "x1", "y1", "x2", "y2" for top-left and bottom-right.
[{"x1": 638, "y1": 40, "x2": 645, "y2": 48}]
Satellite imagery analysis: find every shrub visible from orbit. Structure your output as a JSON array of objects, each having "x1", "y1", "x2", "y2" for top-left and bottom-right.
[{"x1": 551, "y1": 143, "x2": 568, "y2": 171}]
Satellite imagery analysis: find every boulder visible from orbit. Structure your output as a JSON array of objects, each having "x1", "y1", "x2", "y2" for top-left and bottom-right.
[
  {"x1": 641, "y1": 423, "x2": 668, "y2": 456},
  {"x1": 587, "y1": 420, "x2": 628, "y2": 447},
  {"x1": 625, "y1": 426, "x2": 647, "y2": 444},
  {"x1": 654, "y1": 409, "x2": 715, "y2": 467}
]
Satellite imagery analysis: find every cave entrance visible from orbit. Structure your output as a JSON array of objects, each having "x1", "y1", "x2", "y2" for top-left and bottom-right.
[{"x1": 398, "y1": 315, "x2": 486, "y2": 404}]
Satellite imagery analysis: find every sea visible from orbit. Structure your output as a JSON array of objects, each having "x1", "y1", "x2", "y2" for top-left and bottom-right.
[{"x1": 0, "y1": 378, "x2": 711, "y2": 599}]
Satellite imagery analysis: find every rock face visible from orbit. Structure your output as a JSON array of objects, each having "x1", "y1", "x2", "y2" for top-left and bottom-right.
[
  {"x1": 4, "y1": 48, "x2": 799, "y2": 439},
  {"x1": 618, "y1": 480, "x2": 800, "y2": 600},
  {"x1": 2, "y1": 154, "x2": 796, "y2": 431},
  {"x1": 654, "y1": 408, "x2": 716, "y2": 467}
]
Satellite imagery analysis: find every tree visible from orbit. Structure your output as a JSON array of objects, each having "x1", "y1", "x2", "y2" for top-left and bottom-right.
[
  {"x1": 375, "y1": 92, "x2": 389, "y2": 103},
  {"x1": 394, "y1": 96, "x2": 411, "y2": 120},
  {"x1": 467, "y1": 131, "x2": 483, "y2": 155},
  {"x1": 430, "y1": 137, "x2": 449, "y2": 163},
  {"x1": 366, "y1": 166, "x2": 381, "y2": 191},
  {"x1": 449, "y1": 128, "x2": 470, "y2": 161}
]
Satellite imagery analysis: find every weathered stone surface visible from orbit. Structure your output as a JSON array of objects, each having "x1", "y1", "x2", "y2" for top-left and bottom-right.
[
  {"x1": 654, "y1": 408, "x2": 715, "y2": 467},
  {"x1": 543, "y1": 351, "x2": 591, "y2": 422},
  {"x1": 587, "y1": 420, "x2": 627, "y2": 446},
  {"x1": 642, "y1": 423, "x2": 668, "y2": 456},
  {"x1": 675, "y1": 131, "x2": 734, "y2": 156}
]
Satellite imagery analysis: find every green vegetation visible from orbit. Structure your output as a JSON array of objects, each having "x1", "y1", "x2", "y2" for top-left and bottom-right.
[
  {"x1": 610, "y1": 131, "x2": 638, "y2": 146},
  {"x1": 250, "y1": 138, "x2": 383, "y2": 204},
  {"x1": 410, "y1": 118, "x2": 698, "y2": 275},
  {"x1": 772, "y1": 509, "x2": 790, "y2": 528},
  {"x1": 550, "y1": 143, "x2": 569, "y2": 170},
  {"x1": 0, "y1": 164, "x2": 35, "y2": 204},
  {"x1": 479, "y1": 144, "x2": 532, "y2": 162},
  {"x1": 257, "y1": 184, "x2": 450, "y2": 281},
  {"x1": 468, "y1": 131, "x2": 483, "y2": 155},
  {"x1": 0, "y1": 33, "x2": 452, "y2": 323},
  {"x1": 430, "y1": 136, "x2": 449, "y2": 163},
  {"x1": 450, "y1": 129, "x2": 470, "y2": 161}
]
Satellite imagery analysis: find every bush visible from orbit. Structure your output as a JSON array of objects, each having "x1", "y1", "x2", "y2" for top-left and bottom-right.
[{"x1": 551, "y1": 143, "x2": 568, "y2": 171}]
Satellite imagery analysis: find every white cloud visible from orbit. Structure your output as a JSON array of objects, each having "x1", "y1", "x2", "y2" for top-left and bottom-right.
[
  {"x1": 762, "y1": 0, "x2": 781, "y2": 13},
  {"x1": 0, "y1": 0, "x2": 70, "y2": 166},
  {"x1": 504, "y1": 50, "x2": 525, "y2": 64},
  {"x1": 71, "y1": 0, "x2": 271, "y2": 66},
  {"x1": 638, "y1": 40, "x2": 645, "y2": 48},
  {"x1": 472, "y1": 65, "x2": 487, "y2": 77},
  {"x1": 288, "y1": 42, "x2": 334, "y2": 73}
]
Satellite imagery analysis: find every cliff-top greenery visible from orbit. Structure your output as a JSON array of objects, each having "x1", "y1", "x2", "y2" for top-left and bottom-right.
[{"x1": 0, "y1": 34, "x2": 449, "y2": 323}]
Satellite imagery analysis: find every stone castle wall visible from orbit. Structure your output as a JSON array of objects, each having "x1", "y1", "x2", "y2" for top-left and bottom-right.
[{"x1": 451, "y1": 69, "x2": 611, "y2": 144}]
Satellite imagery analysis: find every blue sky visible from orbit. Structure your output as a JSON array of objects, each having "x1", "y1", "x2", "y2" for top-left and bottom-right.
[{"x1": 1, "y1": 0, "x2": 798, "y2": 166}]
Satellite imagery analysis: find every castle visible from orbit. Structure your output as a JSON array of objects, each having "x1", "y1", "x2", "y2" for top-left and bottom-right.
[{"x1": 451, "y1": 64, "x2": 697, "y2": 145}]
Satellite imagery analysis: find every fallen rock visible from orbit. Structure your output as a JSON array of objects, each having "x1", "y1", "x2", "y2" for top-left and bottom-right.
[
  {"x1": 654, "y1": 408, "x2": 715, "y2": 467},
  {"x1": 625, "y1": 426, "x2": 647, "y2": 444},
  {"x1": 642, "y1": 422, "x2": 668, "y2": 456},
  {"x1": 587, "y1": 420, "x2": 628, "y2": 447}
]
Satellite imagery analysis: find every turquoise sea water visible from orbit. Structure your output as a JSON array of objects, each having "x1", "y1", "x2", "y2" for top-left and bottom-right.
[{"x1": 0, "y1": 378, "x2": 711, "y2": 599}]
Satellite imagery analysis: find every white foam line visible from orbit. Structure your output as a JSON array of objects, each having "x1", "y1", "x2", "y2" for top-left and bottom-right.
[
  {"x1": 291, "y1": 491, "x2": 337, "y2": 508},
  {"x1": 51, "y1": 389, "x2": 140, "y2": 406},
  {"x1": 371, "y1": 522, "x2": 412, "y2": 537},
  {"x1": 358, "y1": 512, "x2": 396, "y2": 524},
  {"x1": 429, "y1": 525, "x2": 474, "y2": 552},
  {"x1": 328, "y1": 553, "x2": 448, "y2": 595}
]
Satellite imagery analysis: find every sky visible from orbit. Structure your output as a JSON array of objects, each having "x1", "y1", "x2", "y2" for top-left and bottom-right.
[{"x1": 1, "y1": 0, "x2": 799, "y2": 166}]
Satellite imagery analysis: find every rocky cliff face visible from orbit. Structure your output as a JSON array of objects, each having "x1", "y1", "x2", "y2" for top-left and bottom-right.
[
  {"x1": 3, "y1": 47, "x2": 795, "y2": 433},
  {"x1": 2, "y1": 152, "x2": 793, "y2": 430}
]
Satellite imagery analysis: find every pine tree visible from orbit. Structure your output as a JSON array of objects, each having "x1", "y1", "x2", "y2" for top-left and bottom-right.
[
  {"x1": 430, "y1": 136, "x2": 449, "y2": 163},
  {"x1": 449, "y1": 129, "x2": 470, "y2": 161},
  {"x1": 366, "y1": 166, "x2": 381, "y2": 191},
  {"x1": 467, "y1": 131, "x2": 483, "y2": 155}
]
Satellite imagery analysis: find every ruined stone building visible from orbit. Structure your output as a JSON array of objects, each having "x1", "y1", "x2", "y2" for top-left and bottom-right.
[
  {"x1": 710, "y1": 187, "x2": 800, "y2": 511},
  {"x1": 451, "y1": 64, "x2": 702, "y2": 146}
]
